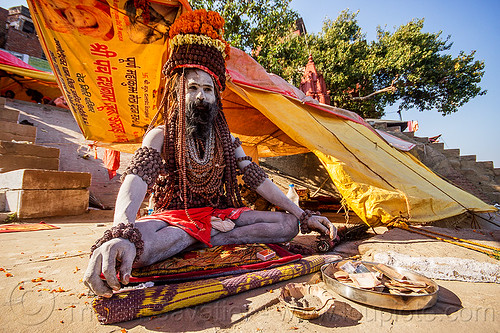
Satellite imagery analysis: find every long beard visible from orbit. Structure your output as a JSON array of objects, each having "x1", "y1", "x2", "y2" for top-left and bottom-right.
[{"x1": 185, "y1": 100, "x2": 219, "y2": 141}]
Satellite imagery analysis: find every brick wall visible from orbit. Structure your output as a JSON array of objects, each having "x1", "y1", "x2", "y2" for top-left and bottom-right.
[
  {"x1": 4, "y1": 28, "x2": 45, "y2": 59},
  {"x1": 0, "y1": 8, "x2": 8, "y2": 48}
]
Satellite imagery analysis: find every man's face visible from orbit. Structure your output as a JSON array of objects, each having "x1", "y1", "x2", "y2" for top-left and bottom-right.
[
  {"x1": 184, "y1": 69, "x2": 218, "y2": 140},
  {"x1": 185, "y1": 69, "x2": 216, "y2": 106}
]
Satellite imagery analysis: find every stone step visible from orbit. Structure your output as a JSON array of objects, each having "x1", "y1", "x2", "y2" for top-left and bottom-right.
[
  {"x1": 0, "y1": 120, "x2": 36, "y2": 143},
  {"x1": 1, "y1": 169, "x2": 91, "y2": 219},
  {"x1": 385, "y1": 126, "x2": 401, "y2": 133},
  {"x1": 4, "y1": 189, "x2": 89, "y2": 218},
  {"x1": 442, "y1": 148, "x2": 460, "y2": 158},
  {"x1": 403, "y1": 131, "x2": 415, "y2": 138},
  {"x1": 430, "y1": 142, "x2": 444, "y2": 151},
  {"x1": 0, "y1": 106, "x2": 20, "y2": 123},
  {"x1": 494, "y1": 168, "x2": 500, "y2": 176},
  {"x1": 476, "y1": 161, "x2": 494, "y2": 171},
  {"x1": 413, "y1": 136, "x2": 430, "y2": 144},
  {"x1": 0, "y1": 141, "x2": 60, "y2": 173},
  {"x1": 461, "y1": 168, "x2": 491, "y2": 183},
  {"x1": 460, "y1": 155, "x2": 477, "y2": 162},
  {"x1": 459, "y1": 155, "x2": 477, "y2": 170},
  {"x1": 0, "y1": 169, "x2": 91, "y2": 190}
]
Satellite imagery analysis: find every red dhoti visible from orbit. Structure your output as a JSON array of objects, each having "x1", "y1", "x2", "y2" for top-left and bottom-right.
[{"x1": 139, "y1": 207, "x2": 251, "y2": 246}]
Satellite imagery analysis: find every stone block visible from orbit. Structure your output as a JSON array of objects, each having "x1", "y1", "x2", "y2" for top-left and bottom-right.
[
  {"x1": 460, "y1": 154, "x2": 476, "y2": 162},
  {"x1": 413, "y1": 136, "x2": 429, "y2": 144},
  {"x1": 494, "y1": 168, "x2": 500, "y2": 177},
  {"x1": 0, "y1": 141, "x2": 60, "y2": 173},
  {"x1": 0, "y1": 169, "x2": 91, "y2": 190},
  {"x1": 0, "y1": 121, "x2": 36, "y2": 142},
  {"x1": 0, "y1": 107, "x2": 20, "y2": 123},
  {"x1": 477, "y1": 161, "x2": 494, "y2": 171},
  {"x1": 430, "y1": 142, "x2": 444, "y2": 151},
  {"x1": 0, "y1": 190, "x2": 5, "y2": 211},
  {"x1": 0, "y1": 155, "x2": 59, "y2": 173},
  {"x1": 442, "y1": 148, "x2": 460, "y2": 158},
  {"x1": 0, "y1": 141, "x2": 59, "y2": 158},
  {"x1": 4, "y1": 189, "x2": 89, "y2": 218}
]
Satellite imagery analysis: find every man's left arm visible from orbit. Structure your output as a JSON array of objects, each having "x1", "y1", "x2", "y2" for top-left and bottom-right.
[{"x1": 232, "y1": 136, "x2": 336, "y2": 238}]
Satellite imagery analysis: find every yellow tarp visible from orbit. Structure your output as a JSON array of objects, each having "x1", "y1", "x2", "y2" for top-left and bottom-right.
[
  {"x1": 0, "y1": 62, "x2": 61, "y2": 102},
  {"x1": 27, "y1": 0, "x2": 496, "y2": 226},
  {"x1": 227, "y1": 82, "x2": 495, "y2": 225}
]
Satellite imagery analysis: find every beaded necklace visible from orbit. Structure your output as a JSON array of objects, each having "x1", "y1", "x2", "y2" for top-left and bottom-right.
[{"x1": 153, "y1": 71, "x2": 244, "y2": 212}]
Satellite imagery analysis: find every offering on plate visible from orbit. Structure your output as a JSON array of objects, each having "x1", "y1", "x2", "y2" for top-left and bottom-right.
[{"x1": 326, "y1": 260, "x2": 433, "y2": 295}]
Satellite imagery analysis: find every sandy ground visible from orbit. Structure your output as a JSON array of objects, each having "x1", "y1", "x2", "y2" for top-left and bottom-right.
[
  {"x1": 2, "y1": 100, "x2": 499, "y2": 332},
  {"x1": 1, "y1": 211, "x2": 499, "y2": 333}
]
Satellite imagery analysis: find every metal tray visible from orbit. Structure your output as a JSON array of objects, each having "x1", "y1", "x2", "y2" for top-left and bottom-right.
[{"x1": 321, "y1": 260, "x2": 439, "y2": 311}]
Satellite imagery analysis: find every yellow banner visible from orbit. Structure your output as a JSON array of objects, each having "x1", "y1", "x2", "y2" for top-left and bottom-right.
[{"x1": 28, "y1": 0, "x2": 191, "y2": 150}]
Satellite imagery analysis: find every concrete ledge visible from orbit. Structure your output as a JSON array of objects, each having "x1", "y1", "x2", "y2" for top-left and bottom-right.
[
  {"x1": 0, "y1": 155, "x2": 59, "y2": 173},
  {"x1": 0, "y1": 107, "x2": 20, "y2": 123},
  {"x1": 4, "y1": 189, "x2": 89, "y2": 218},
  {"x1": 0, "y1": 121, "x2": 36, "y2": 142},
  {"x1": 0, "y1": 141, "x2": 60, "y2": 173},
  {"x1": 0, "y1": 169, "x2": 91, "y2": 190},
  {"x1": 0, "y1": 141, "x2": 59, "y2": 158}
]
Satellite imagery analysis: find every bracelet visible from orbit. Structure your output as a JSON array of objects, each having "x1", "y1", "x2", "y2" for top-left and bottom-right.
[
  {"x1": 121, "y1": 146, "x2": 165, "y2": 189},
  {"x1": 299, "y1": 210, "x2": 320, "y2": 234},
  {"x1": 90, "y1": 223, "x2": 144, "y2": 264},
  {"x1": 233, "y1": 137, "x2": 242, "y2": 149},
  {"x1": 236, "y1": 155, "x2": 252, "y2": 163},
  {"x1": 242, "y1": 162, "x2": 268, "y2": 189}
]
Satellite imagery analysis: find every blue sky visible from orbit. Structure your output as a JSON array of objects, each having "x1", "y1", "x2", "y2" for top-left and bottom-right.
[
  {"x1": 4, "y1": 0, "x2": 499, "y2": 166},
  {"x1": 290, "y1": 0, "x2": 500, "y2": 167}
]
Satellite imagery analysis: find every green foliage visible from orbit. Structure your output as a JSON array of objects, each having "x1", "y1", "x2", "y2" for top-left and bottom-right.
[
  {"x1": 368, "y1": 18, "x2": 486, "y2": 116},
  {"x1": 3, "y1": 212, "x2": 17, "y2": 223},
  {"x1": 189, "y1": 0, "x2": 299, "y2": 53},
  {"x1": 190, "y1": 3, "x2": 486, "y2": 119},
  {"x1": 300, "y1": 11, "x2": 485, "y2": 118}
]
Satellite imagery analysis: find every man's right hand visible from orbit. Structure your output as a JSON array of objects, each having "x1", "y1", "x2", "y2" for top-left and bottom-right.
[{"x1": 83, "y1": 238, "x2": 136, "y2": 297}]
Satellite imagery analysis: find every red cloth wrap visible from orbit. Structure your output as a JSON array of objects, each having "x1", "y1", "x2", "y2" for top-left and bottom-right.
[{"x1": 139, "y1": 207, "x2": 251, "y2": 246}]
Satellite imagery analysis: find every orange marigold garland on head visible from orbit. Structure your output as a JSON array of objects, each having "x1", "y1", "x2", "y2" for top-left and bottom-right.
[
  {"x1": 169, "y1": 9, "x2": 225, "y2": 40},
  {"x1": 164, "y1": 9, "x2": 231, "y2": 90}
]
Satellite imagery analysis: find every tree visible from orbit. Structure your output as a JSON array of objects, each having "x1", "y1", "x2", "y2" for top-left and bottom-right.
[
  {"x1": 189, "y1": 0, "x2": 299, "y2": 54},
  {"x1": 190, "y1": 4, "x2": 486, "y2": 119},
  {"x1": 282, "y1": 11, "x2": 486, "y2": 118},
  {"x1": 368, "y1": 19, "x2": 486, "y2": 116}
]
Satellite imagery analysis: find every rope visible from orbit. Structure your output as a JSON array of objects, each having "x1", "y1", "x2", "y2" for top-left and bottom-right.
[{"x1": 387, "y1": 219, "x2": 500, "y2": 260}]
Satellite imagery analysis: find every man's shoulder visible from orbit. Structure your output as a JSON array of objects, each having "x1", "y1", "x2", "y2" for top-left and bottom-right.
[{"x1": 142, "y1": 126, "x2": 165, "y2": 151}]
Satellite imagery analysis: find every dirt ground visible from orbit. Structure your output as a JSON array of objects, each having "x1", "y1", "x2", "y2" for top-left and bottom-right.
[
  {"x1": 2, "y1": 100, "x2": 499, "y2": 332},
  {"x1": 1, "y1": 210, "x2": 499, "y2": 333}
]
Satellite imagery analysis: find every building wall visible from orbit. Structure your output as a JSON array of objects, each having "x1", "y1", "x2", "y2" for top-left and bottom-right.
[
  {"x1": 0, "y1": 5, "x2": 46, "y2": 60},
  {"x1": 4, "y1": 28, "x2": 45, "y2": 59},
  {"x1": 0, "y1": 8, "x2": 8, "y2": 48}
]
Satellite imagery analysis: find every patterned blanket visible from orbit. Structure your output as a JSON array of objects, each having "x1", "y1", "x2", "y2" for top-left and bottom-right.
[
  {"x1": 93, "y1": 255, "x2": 327, "y2": 324},
  {"x1": 129, "y1": 243, "x2": 301, "y2": 282}
]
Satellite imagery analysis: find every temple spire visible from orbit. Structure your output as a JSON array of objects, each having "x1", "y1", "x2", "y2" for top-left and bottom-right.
[{"x1": 299, "y1": 54, "x2": 330, "y2": 105}]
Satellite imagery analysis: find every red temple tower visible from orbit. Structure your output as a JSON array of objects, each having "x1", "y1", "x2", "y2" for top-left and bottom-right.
[{"x1": 299, "y1": 54, "x2": 330, "y2": 105}]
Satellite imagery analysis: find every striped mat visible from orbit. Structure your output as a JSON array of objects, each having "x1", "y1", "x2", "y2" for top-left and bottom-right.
[{"x1": 93, "y1": 255, "x2": 328, "y2": 324}]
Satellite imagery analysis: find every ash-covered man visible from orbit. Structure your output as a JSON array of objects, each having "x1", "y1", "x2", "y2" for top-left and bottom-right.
[{"x1": 84, "y1": 10, "x2": 336, "y2": 297}]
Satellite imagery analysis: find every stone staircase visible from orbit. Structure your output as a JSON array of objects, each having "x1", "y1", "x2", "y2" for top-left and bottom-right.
[
  {"x1": 380, "y1": 124, "x2": 500, "y2": 205},
  {"x1": 0, "y1": 97, "x2": 91, "y2": 220}
]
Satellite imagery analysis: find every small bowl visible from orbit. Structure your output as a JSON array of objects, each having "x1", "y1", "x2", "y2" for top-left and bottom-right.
[{"x1": 279, "y1": 282, "x2": 335, "y2": 319}]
